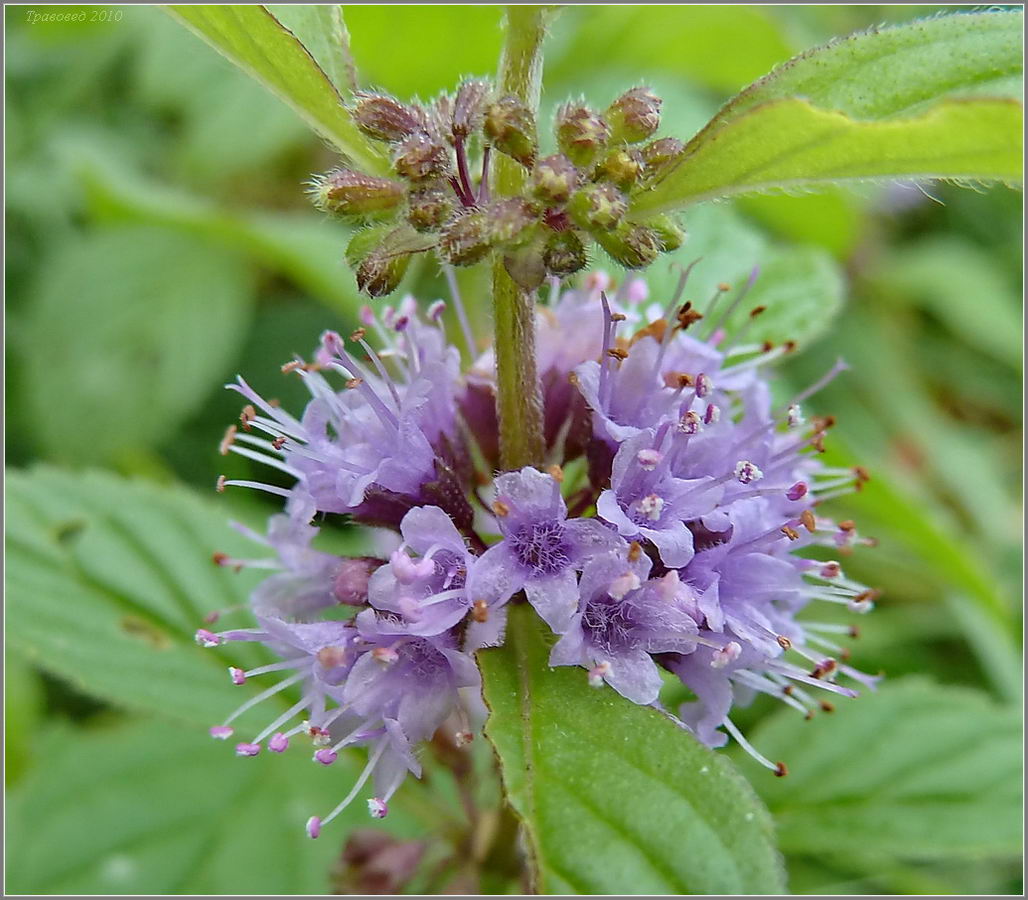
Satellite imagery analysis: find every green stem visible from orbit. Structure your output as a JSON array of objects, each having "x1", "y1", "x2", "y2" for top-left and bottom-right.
[{"x1": 492, "y1": 6, "x2": 552, "y2": 470}]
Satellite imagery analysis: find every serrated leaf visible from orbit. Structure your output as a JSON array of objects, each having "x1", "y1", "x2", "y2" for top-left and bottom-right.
[
  {"x1": 479, "y1": 604, "x2": 785, "y2": 895},
  {"x1": 5, "y1": 718, "x2": 425, "y2": 894},
  {"x1": 165, "y1": 5, "x2": 388, "y2": 174},
  {"x1": 633, "y1": 11, "x2": 1024, "y2": 214},
  {"x1": 739, "y1": 679, "x2": 1023, "y2": 860},
  {"x1": 6, "y1": 467, "x2": 273, "y2": 728},
  {"x1": 18, "y1": 226, "x2": 253, "y2": 464}
]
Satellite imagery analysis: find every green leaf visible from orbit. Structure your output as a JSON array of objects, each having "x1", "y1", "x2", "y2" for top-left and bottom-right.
[
  {"x1": 267, "y1": 4, "x2": 357, "y2": 97},
  {"x1": 17, "y1": 226, "x2": 253, "y2": 464},
  {"x1": 6, "y1": 717, "x2": 426, "y2": 894},
  {"x1": 6, "y1": 467, "x2": 273, "y2": 728},
  {"x1": 165, "y1": 5, "x2": 388, "y2": 174},
  {"x1": 739, "y1": 679, "x2": 1022, "y2": 860},
  {"x1": 633, "y1": 11, "x2": 1024, "y2": 214},
  {"x1": 479, "y1": 604, "x2": 785, "y2": 895}
]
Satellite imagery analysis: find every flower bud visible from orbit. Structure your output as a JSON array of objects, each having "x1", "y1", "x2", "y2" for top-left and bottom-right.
[
  {"x1": 346, "y1": 226, "x2": 433, "y2": 297},
  {"x1": 567, "y1": 182, "x2": 627, "y2": 232},
  {"x1": 487, "y1": 197, "x2": 537, "y2": 245},
  {"x1": 593, "y1": 148, "x2": 643, "y2": 191},
  {"x1": 645, "y1": 214, "x2": 686, "y2": 252},
  {"x1": 394, "y1": 133, "x2": 450, "y2": 181},
  {"x1": 543, "y1": 229, "x2": 587, "y2": 278},
  {"x1": 333, "y1": 556, "x2": 384, "y2": 606},
  {"x1": 407, "y1": 182, "x2": 454, "y2": 232},
  {"x1": 605, "y1": 87, "x2": 662, "y2": 144},
  {"x1": 353, "y1": 93, "x2": 425, "y2": 143},
  {"x1": 439, "y1": 211, "x2": 493, "y2": 266},
  {"x1": 309, "y1": 169, "x2": 405, "y2": 217},
  {"x1": 452, "y1": 80, "x2": 490, "y2": 139},
  {"x1": 593, "y1": 222, "x2": 663, "y2": 269},
  {"x1": 532, "y1": 154, "x2": 578, "y2": 204},
  {"x1": 484, "y1": 95, "x2": 537, "y2": 167},
  {"x1": 555, "y1": 103, "x2": 611, "y2": 167},
  {"x1": 503, "y1": 238, "x2": 547, "y2": 292},
  {"x1": 640, "y1": 136, "x2": 685, "y2": 183}
]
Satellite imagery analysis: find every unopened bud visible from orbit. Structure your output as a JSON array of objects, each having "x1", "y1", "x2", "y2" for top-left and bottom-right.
[
  {"x1": 543, "y1": 229, "x2": 587, "y2": 278},
  {"x1": 606, "y1": 87, "x2": 662, "y2": 144},
  {"x1": 567, "y1": 183, "x2": 627, "y2": 232},
  {"x1": 407, "y1": 182, "x2": 454, "y2": 231},
  {"x1": 333, "y1": 556, "x2": 383, "y2": 606},
  {"x1": 346, "y1": 226, "x2": 434, "y2": 297},
  {"x1": 484, "y1": 95, "x2": 537, "y2": 167},
  {"x1": 488, "y1": 197, "x2": 537, "y2": 245},
  {"x1": 439, "y1": 211, "x2": 493, "y2": 266},
  {"x1": 353, "y1": 93, "x2": 425, "y2": 143},
  {"x1": 452, "y1": 80, "x2": 490, "y2": 139},
  {"x1": 645, "y1": 214, "x2": 686, "y2": 252},
  {"x1": 594, "y1": 147, "x2": 643, "y2": 191},
  {"x1": 555, "y1": 103, "x2": 611, "y2": 167},
  {"x1": 593, "y1": 221, "x2": 663, "y2": 269},
  {"x1": 394, "y1": 133, "x2": 450, "y2": 181},
  {"x1": 310, "y1": 169, "x2": 405, "y2": 217},
  {"x1": 504, "y1": 240, "x2": 547, "y2": 292},
  {"x1": 532, "y1": 154, "x2": 578, "y2": 204},
  {"x1": 640, "y1": 136, "x2": 685, "y2": 183}
]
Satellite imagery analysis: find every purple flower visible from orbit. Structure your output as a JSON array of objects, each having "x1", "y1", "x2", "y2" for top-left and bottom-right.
[
  {"x1": 596, "y1": 427, "x2": 722, "y2": 567},
  {"x1": 467, "y1": 467, "x2": 622, "y2": 632},
  {"x1": 550, "y1": 551, "x2": 700, "y2": 704}
]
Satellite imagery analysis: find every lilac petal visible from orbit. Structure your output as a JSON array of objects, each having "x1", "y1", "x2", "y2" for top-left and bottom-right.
[
  {"x1": 464, "y1": 605, "x2": 507, "y2": 651},
  {"x1": 604, "y1": 649, "x2": 664, "y2": 705},
  {"x1": 646, "y1": 520, "x2": 695, "y2": 568},
  {"x1": 595, "y1": 489, "x2": 636, "y2": 536},
  {"x1": 564, "y1": 516, "x2": 623, "y2": 563},
  {"x1": 466, "y1": 543, "x2": 525, "y2": 606},
  {"x1": 525, "y1": 568, "x2": 581, "y2": 634},
  {"x1": 494, "y1": 467, "x2": 565, "y2": 520},
  {"x1": 549, "y1": 620, "x2": 587, "y2": 667},
  {"x1": 400, "y1": 505, "x2": 465, "y2": 555}
]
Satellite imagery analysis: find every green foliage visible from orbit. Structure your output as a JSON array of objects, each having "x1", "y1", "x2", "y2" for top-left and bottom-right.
[
  {"x1": 6, "y1": 718, "x2": 425, "y2": 894},
  {"x1": 480, "y1": 605, "x2": 786, "y2": 895},
  {"x1": 633, "y1": 10, "x2": 1024, "y2": 213},
  {"x1": 739, "y1": 679, "x2": 1023, "y2": 860},
  {"x1": 18, "y1": 227, "x2": 253, "y2": 464},
  {"x1": 165, "y1": 5, "x2": 388, "y2": 173},
  {"x1": 6, "y1": 467, "x2": 269, "y2": 726}
]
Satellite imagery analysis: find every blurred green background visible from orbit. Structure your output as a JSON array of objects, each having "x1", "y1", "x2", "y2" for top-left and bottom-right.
[{"x1": 5, "y1": 4, "x2": 1022, "y2": 895}]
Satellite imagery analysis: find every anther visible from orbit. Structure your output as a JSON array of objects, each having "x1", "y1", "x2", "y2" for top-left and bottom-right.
[
  {"x1": 781, "y1": 526, "x2": 800, "y2": 541},
  {"x1": 454, "y1": 731, "x2": 474, "y2": 747},
  {"x1": 491, "y1": 500, "x2": 510, "y2": 517},
  {"x1": 349, "y1": 328, "x2": 367, "y2": 342},
  {"x1": 786, "y1": 482, "x2": 807, "y2": 501},
  {"x1": 610, "y1": 312, "x2": 627, "y2": 322},
  {"x1": 472, "y1": 599, "x2": 489, "y2": 623},
  {"x1": 819, "y1": 561, "x2": 841, "y2": 578},
  {"x1": 607, "y1": 347, "x2": 629, "y2": 361},
  {"x1": 838, "y1": 520, "x2": 856, "y2": 532},
  {"x1": 800, "y1": 509, "x2": 817, "y2": 532},
  {"x1": 774, "y1": 762, "x2": 789, "y2": 777},
  {"x1": 636, "y1": 448, "x2": 662, "y2": 469},
  {"x1": 195, "y1": 628, "x2": 222, "y2": 647},
  {"x1": 372, "y1": 646, "x2": 399, "y2": 665},
  {"x1": 547, "y1": 464, "x2": 564, "y2": 482},
  {"x1": 781, "y1": 685, "x2": 795, "y2": 696},
  {"x1": 215, "y1": 475, "x2": 226, "y2": 493},
  {"x1": 229, "y1": 667, "x2": 247, "y2": 685},
  {"x1": 239, "y1": 405, "x2": 256, "y2": 430},
  {"x1": 695, "y1": 373, "x2": 712, "y2": 397},
  {"x1": 219, "y1": 425, "x2": 237, "y2": 455},
  {"x1": 345, "y1": 377, "x2": 364, "y2": 390},
  {"x1": 609, "y1": 571, "x2": 641, "y2": 600},
  {"x1": 787, "y1": 404, "x2": 804, "y2": 428},
  {"x1": 711, "y1": 642, "x2": 742, "y2": 668},
  {"x1": 272, "y1": 436, "x2": 287, "y2": 450},
  {"x1": 717, "y1": 282, "x2": 731, "y2": 292},
  {"x1": 209, "y1": 725, "x2": 234, "y2": 740},
  {"x1": 306, "y1": 816, "x2": 322, "y2": 839},
  {"x1": 676, "y1": 302, "x2": 703, "y2": 330},
  {"x1": 704, "y1": 403, "x2": 720, "y2": 425},
  {"x1": 776, "y1": 635, "x2": 792, "y2": 650},
  {"x1": 627, "y1": 541, "x2": 643, "y2": 563},
  {"x1": 811, "y1": 659, "x2": 837, "y2": 679},
  {"x1": 820, "y1": 701, "x2": 835, "y2": 713},
  {"x1": 314, "y1": 748, "x2": 338, "y2": 766},
  {"x1": 281, "y1": 360, "x2": 304, "y2": 374},
  {"x1": 317, "y1": 646, "x2": 348, "y2": 669},
  {"x1": 734, "y1": 460, "x2": 764, "y2": 484},
  {"x1": 368, "y1": 798, "x2": 389, "y2": 819},
  {"x1": 235, "y1": 742, "x2": 261, "y2": 757},
  {"x1": 269, "y1": 733, "x2": 289, "y2": 753}
]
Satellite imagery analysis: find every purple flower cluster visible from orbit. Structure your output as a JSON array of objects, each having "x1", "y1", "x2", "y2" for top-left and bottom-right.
[{"x1": 201, "y1": 269, "x2": 877, "y2": 836}]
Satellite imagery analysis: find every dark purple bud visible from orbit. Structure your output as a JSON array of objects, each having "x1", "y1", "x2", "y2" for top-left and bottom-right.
[
  {"x1": 309, "y1": 169, "x2": 405, "y2": 217},
  {"x1": 606, "y1": 87, "x2": 662, "y2": 144},
  {"x1": 593, "y1": 221, "x2": 663, "y2": 269},
  {"x1": 594, "y1": 147, "x2": 643, "y2": 191},
  {"x1": 352, "y1": 93, "x2": 425, "y2": 143},
  {"x1": 393, "y1": 133, "x2": 450, "y2": 181},
  {"x1": 532, "y1": 154, "x2": 578, "y2": 204},
  {"x1": 333, "y1": 556, "x2": 384, "y2": 606},
  {"x1": 555, "y1": 103, "x2": 611, "y2": 167},
  {"x1": 567, "y1": 182, "x2": 627, "y2": 232},
  {"x1": 484, "y1": 95, "x2": 537, "y2": 167},
  {"x1": 543, "y1": 229, "x2": 587, "y2": 278},
  {"x1": 452, "y1": 80, "x2": 490, "y2": 139},
  {"x1": 406, "y1": 182, "x2": 455, "y2": 231},
  {"x1": 640, "y1": 136, "x2": 685, "y2": 183}
]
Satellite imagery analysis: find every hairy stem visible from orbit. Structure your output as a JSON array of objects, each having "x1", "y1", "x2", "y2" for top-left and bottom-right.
[{"x1": 492, "y1": 5, "x2": 552, "y2": 470}]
